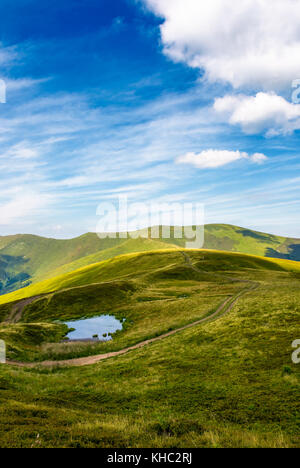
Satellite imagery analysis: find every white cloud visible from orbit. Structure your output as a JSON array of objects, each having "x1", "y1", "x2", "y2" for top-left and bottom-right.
[
  {"x1": 6, "y1": 142, "x2": 39, "y2": 160},
  {"x1": 214, "y1": 92, "x2": 300, "y2": 135},
  {"x1": 0, "y1": 44, "x2": 17, "y2": 66},
  {"x1": 176, "y1": 149, "x2": 267, "y2": 169},
  {"x1": 143, "y1": 0, "x2": 300, "y2": 91},
  {"x1": 6, "y1": 77, "x2": 50, "y2": 92},
  {"x1": 0, "y1": 142, "x2": 41, "y2": 174},
  {"x1": 0, "y1": 192, "x2": 49, "y2": 225}
]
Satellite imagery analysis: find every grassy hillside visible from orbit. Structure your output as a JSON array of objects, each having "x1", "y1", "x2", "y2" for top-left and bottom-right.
[
  {"x1": 0, "y1": 249, "x2": 299, "y2": 447},
  {"x1": 0, "y1": 248, "x2": 299, "y2": 362},
  {"x1": 205, "y1": 224, "x2": 300, "y2": 259},
  {"x1": 1, "y1": 248, "x2": 299, "y2": 308},
  {"x1": 0, "y1": 224, "x2": 300, "y2": 296},
  {"x1": 0, "y1": 234, "x2": 176, "y2": 295},
  {"x1": 0, "y1": 249, "x2": 238, "y2": 361},
  {"x1": 46, "y1": 237, "x2": 178, "y2": 279},
  {"x1": 0, "y1": 233, "x2": 120, "y2": 294}
]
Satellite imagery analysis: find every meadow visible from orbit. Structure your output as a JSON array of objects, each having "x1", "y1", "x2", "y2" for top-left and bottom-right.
[
  {"x1": 1, "y1": 224, "x2": 300, "y2": 296},
  {"x1": 0, "y1": 249, "x2": 299, "y2": 447}
]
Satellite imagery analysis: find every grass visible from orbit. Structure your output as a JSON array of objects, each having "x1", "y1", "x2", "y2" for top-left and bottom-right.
[
  {"x1": 1, "y1": 224, "x2": 300, "y2": 296},
  {"x1": 0, "y1": 249, "x2": 299, "y2": 363},
  {"x1": 0, "y1": 249, "x2": 299, "y2": 447},
  {"x1": 0, "y1": 250, "x2": 242, "y2": 361},
  {"x1": 1, "y1": 248, "x2": 300, "y2": 306},
  {"x1": 46, "y1": 237, "x2": 178, "y2": 279},
  {"x1": 0, "y1": 323, "x2": 68, "y2": 362}
]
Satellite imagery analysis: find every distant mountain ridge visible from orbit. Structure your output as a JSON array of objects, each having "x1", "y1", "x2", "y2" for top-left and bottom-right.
[{"x1": 0, "y1": 224, "x2": 299, "y2": 295}]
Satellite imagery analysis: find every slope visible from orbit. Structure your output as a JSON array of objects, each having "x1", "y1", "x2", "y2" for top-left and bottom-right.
[
  {"x1": 1, "y1": 224, "x2": 300, "y2": 296},
  {"x1": 0, "y1": 248, "x2": 299, "y2": 447}
]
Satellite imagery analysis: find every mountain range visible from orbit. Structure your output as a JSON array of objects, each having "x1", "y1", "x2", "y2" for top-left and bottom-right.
[{"x1": 0, "y1": 223, "x2": 299, "y2": 295}]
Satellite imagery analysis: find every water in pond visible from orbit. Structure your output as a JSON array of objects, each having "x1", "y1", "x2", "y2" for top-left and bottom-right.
[{"x1": 65, "y1": 315, "x2": 123, "y2": 341}]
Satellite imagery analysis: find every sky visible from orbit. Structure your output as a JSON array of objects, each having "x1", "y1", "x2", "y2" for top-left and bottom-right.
[{"x1": 0, "y1": 0, "x2": 300, "y2": 238}]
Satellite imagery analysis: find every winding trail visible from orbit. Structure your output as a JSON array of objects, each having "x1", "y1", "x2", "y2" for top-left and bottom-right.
[
  {"x1": 4, "y1": 296, "x2": 42, "y2": 324},
  {"x1": 5, "y1": 251, "x2": 259, "y2": 369}
]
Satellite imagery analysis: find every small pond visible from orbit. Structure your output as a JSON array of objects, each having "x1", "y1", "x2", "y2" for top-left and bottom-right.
[{"x1": 65, "y1": 315, "x2": 123, "y2": 341}]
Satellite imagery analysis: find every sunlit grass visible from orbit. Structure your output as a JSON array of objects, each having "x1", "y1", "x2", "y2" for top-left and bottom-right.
[{"x1": 0, "y1": 249, "x2": 299, "y2": 447}]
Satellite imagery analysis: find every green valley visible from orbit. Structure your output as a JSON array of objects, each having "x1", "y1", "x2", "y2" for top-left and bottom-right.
[{"x1": 0, "y1": 248, "x2": 299, "y2": 447}]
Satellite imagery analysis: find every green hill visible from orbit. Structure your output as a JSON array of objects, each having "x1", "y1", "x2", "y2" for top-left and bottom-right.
[
  {"x1": 204, "y1": 224, "x2": 300, "y2": 259},
  {"x1": 0, "y1": 233, "x2": 125, "y2": 295},
  {"x1": 0, "y1": 224, "x2": 299, "y2": 295},
  {"x1": 0, "y1": 248, "x2": 299, "y2": 447},
  {"x1": 1, "y1": 248, "x2": 299, "y2": 308}
]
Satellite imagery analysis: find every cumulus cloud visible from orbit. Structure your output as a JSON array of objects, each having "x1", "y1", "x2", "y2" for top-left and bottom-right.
[
  {"x1": 143, "y1": 0, "x2": 300, "y2": 91},
  {"x1": 176, "y1": 149, "x2": 267, "y2": 169},
  {"x1": 214, "y1": 92, "x2": 300, "y2": 135}
]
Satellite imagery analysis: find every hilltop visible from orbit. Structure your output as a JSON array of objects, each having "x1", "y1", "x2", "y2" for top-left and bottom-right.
[{"x1": 0, "y1": 224, "x2": 299, "y2": 295}]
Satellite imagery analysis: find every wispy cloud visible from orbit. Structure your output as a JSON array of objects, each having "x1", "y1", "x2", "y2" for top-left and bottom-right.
[
  {"x1": 0, "y1": 1, "x2": 299, "y2": 238},
  {"x1": 5, "y1": 77, "x2": 51, "y2": 92},
  {"x1": 0, "y1": 44, "x2": 19, "y2": 66},
  {"x1": 0, "y1": 190, "x2": 51, "y2": 226}
]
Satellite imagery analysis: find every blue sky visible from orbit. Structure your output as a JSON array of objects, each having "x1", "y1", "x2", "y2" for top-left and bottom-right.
[{"x1": 0, "y1": 0, "x2": 300, "y2": 238}]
